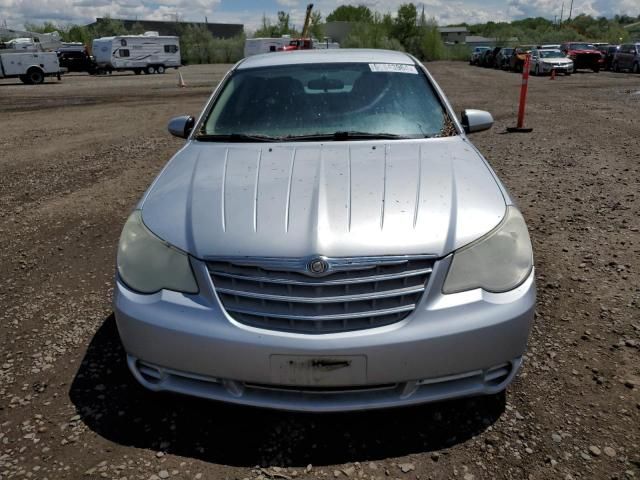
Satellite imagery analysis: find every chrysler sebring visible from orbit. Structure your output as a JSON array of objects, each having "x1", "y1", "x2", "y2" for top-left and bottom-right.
[{"x1": 114, "y1": 49, "x2": 536, "y2": 412}]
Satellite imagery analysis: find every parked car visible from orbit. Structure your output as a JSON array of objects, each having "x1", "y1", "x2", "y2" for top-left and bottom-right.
[
  {"x1": 113, "y1": 49, "x2": 536, "y2": 412},
  {"x1": 602, "y1": 45, "x2": 620, "y2": 70},
  {"x1": 529, "y1": 48, "x2": 573, "y2": 76},
  {"x1": 510, "y1": 46, "x2": 531, "y2": 72},
  {"x1": 479, "y1": 48, "x2": 494, "y2": 67},
  {"x1": 559, "y1": 42, "x2": 602, "y2": 72},
  {"x1": 483, "y1": 46, "x2": 503, "y2": 68},
  {"x1": 495, "y1": 47, "x2": 514, "y2": 69},
  {"x1": 612, "y1": 43, "x2": 640, "y2": 73},
  {"x1": 470, "y1": 46, "x2": 491, "y2": 65},
  {"x1": 57, "y1": 46, "x2": 96, "y2": 74}
]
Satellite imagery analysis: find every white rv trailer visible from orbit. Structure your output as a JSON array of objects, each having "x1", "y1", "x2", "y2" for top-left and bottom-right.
[
  {"x1": 244, "y1": 37, "x2": 292, "y2": 57},
  {"x1": 92, "y1": 32, "x2": 181, "y2": 75}
]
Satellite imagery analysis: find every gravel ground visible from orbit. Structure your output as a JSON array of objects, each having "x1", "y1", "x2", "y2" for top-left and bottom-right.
[{"x1": 0, "y1": 62, "x2": 639, "y2": 480}]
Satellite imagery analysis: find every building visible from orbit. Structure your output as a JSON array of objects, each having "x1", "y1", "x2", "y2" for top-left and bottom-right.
[
  {"x1": 87, "y1": 18, "x2": 244, "y2": 39},
  {"x1": 464, "y1": 35, "x2": 497, "y2": 47},
  {"x1": 437, "y1": 26, "x2": 468, "y2": 44}
]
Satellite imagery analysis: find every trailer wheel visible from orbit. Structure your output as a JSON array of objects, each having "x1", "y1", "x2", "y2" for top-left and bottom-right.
[
  {"x1": 146, "y1": 65, "x2": 156, "y2": 74},
  {"x1": 26, "y1": 68, "x2": 45, "y2": 85},
  {"x1": 156, "y1": 65, "x2": 165, "y2": 74}
]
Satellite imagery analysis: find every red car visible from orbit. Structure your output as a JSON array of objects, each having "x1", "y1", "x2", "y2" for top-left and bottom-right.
[{"x1": 560, "y1": 42, "x2": 603, "y2": 72}]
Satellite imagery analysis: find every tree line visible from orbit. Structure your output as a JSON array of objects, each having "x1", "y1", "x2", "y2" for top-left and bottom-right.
[{"x1": 7, "y1": 5, "x2": 640, "y2": 64}]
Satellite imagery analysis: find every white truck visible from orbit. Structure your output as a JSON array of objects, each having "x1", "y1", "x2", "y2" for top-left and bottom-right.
[
  {"x1": 92, "y1": 32, "x2": 181, "y2": 75},
  {"x1": 244, "y1": 37, "x2": 293, "y2": 57},
  {"x1": 0, "y1": 51, "x2": 62, "y2": 84}
]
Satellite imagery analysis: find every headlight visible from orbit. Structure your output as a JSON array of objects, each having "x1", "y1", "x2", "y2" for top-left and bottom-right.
[
  {"x1": 443, "y1": 206, "x2": 533, "y2": 294},
  {"x1": 117, "y1": 210, "x2": 198, "y2": 294}
]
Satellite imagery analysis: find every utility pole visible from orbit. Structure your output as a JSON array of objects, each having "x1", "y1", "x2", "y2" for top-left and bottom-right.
[
  {"x1": 560, "y1": 2, "x2": 564, "y2": 24},
  {"x1": 568, "y1": 0, "x2": 574, "y2": 22}
]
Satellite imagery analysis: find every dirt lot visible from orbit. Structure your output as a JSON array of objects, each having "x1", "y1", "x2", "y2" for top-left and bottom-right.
[{"x1": 0, "y1": 63, "x2": 639, "y2": 480}]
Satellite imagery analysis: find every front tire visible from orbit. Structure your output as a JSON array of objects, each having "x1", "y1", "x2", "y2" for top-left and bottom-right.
[
  {"x1": 26, "y1": 68, "x2": 45, "y2": 85},
  {"x1": 534, "y1": 65, "x2": 539, "y2": 76},
  {"x1": 146, "y1": 66, "x2": 156, "y2": 74},
  {"x1": 633, "y1": 62, "x2": 640, "y2": 74},
  {"x1": 613, "y1": 62, "x2": 619, "y2": 73}
]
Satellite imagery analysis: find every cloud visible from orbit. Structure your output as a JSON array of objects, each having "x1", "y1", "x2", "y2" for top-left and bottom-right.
[{"x1": 0, "y1": 0, "x2": 637, "y2": 31}]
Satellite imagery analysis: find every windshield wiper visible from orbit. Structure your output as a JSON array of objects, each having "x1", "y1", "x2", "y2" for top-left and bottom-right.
[
  {"x1": 283, "y1": 131, "x2": 414, "y2": 142},
  {"x1": 195, "y1": 133, "x2": 279, "y2": 143}
]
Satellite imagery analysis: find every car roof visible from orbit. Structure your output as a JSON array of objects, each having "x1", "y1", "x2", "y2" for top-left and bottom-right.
[
  {"x1": 539, "y1": 49, "x2": 561, "y2": 52},
  {"x1": 237, "y1": 49, "x2": 415, "y2": 70}
]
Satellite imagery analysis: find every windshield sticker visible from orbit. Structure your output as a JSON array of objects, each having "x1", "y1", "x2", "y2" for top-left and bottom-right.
[{"x1": 369, "y1": 63, "x2": 418, "y2": 74}]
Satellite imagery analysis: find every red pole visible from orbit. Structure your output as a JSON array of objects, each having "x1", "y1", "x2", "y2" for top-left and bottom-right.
[{"x1": 516, "y1": 54, "x2": 531, "y2": 129}]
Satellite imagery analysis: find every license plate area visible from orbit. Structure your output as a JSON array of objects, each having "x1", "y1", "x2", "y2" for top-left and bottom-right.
[{"x1": 270, "y1": 355, "x2": 367, "y2": 386}]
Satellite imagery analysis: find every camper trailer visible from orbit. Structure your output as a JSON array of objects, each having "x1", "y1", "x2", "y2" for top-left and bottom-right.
[
  {"x1": 92, "y1": 32, "x2": 180, "y2": 75},
  {"x1": 244, "y1": 37, "x2": 292, "y2": 57}
]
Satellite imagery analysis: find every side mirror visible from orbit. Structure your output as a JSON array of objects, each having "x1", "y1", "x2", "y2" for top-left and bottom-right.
[
  {"x1": 461, "y1": 109, "x2": 494, "y2": 134},
  {"x1": 168, "y1": 115, "x2": 195, "y2": 139}
]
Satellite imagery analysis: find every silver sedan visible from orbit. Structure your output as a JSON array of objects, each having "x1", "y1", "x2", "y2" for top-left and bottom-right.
[{"x1": 114, "y1": 49, "x2": 536, "y2": 412}]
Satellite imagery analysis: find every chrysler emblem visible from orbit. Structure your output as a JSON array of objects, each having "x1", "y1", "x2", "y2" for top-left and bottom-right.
[{"x1": 308, "y1": 257, "x2": 329, "y2": 275}]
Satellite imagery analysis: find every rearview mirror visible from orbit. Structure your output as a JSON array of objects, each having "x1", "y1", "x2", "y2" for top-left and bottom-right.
[
  {"x1": 168, "y1": 115, "x2": 195, "y2": 139},
  {"x1": 461, "y1": 109, "x2": 494, "y2": 134}
]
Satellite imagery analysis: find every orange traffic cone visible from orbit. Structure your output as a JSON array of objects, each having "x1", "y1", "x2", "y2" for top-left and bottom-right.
[
  {"x1": 178, "y1": 71, "x2": 186, "y2": 88},
  {"x1": 550, "y1": 69, "x2": 556, "y2": 80}
]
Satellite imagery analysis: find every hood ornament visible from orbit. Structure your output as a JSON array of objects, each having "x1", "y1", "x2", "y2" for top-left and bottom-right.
[{"x1": 307, "y1": 257, "x2": 329, "y2": 276}]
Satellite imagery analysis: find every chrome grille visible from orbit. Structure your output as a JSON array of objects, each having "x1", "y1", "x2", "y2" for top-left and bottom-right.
[{"x1": 208, "y1": 256, "x2": 433, "y2": 334}]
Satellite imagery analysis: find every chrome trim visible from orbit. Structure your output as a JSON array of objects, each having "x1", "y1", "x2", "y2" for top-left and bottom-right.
[
  {"x1": 215, "y1": 284, "x2": 425, "y2": 303},
  {"x1": 206, "y1": 254, "x2": 436, "y2": 277},
  {"x1": 224, "y1": 304, "x2": 416, "y2": 321},
  {"x1": 208, "y1": 267, "x2": 433, "y2": 286}
]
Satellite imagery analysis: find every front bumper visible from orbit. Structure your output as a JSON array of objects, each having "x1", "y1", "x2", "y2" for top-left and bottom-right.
[{"x1": 114, "y1": 257, "x2": 536, "y2": 412}]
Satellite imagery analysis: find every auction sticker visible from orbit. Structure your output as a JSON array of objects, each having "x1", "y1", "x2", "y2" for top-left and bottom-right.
[{"x1": 369, "y1": 63, "x2": 418, "y2": 74}]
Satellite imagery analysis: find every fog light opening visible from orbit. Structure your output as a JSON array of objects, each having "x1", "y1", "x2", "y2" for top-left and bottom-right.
[
  {"x1": 484, "y1": 363, "x2": 511, "y2": 386},
  {"x1": 137, "y1": 361, "x2": 164, "y2": 385}
]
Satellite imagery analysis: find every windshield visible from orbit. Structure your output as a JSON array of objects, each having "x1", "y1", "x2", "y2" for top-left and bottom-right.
[
  {"x1": 200, "y1": 62, "x2": 451, "y2": 140},
  {"x1": 569, "y1": 43, "x2": 595, "y2": 50},
  {"x1": 540, "y1": 50, "x2": 565, "y2": 58}
]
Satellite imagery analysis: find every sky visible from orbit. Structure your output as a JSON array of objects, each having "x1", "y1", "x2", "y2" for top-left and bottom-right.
[{"x1": 1, "y1": 0, "x2": 639, "y2": 32}]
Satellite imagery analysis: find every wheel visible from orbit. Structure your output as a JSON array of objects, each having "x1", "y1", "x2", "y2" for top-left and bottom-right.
[
  {"x1": 96, "y1": 68, "x2": 106, "y2": 75},
  {"x1": 534, "y1": 65, "x2": 540, "y2": 76},
  {"x1": 565, "y1": 71, "x2": 571, "y2": 76},
  {"x1": 592, "y1": 67, "x2": 599, "y2": 73},
  {"x1": 613, "y1": 62, "x2": 619, "y2": 73},
  {"x1": 633, "y1": 63, "x2": 640, "y2": 74},
  {"x1": 146, "y1": 65, "x2": 156, "y2": 74},
  {"x1": 19, "y1": 75, "x2": 29, "y2": 84},
  {"x1": 26, "y1": 68, "x2": 44, "y2": 85},
  {"x1": 134, "y1": 69, "x2": 142, "y2": 75},
  {"x1": 156, "y1": 65, "x2": 165, "y2": 74}
]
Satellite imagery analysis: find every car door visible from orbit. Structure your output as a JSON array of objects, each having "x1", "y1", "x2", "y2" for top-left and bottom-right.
[{"x1": 619, "y1": 45, "x2": 631, "y2": 69}]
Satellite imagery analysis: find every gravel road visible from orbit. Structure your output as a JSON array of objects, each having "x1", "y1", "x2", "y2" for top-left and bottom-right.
[{"x1": 0, "y1": 63, "x2": 639, "y2": 480}]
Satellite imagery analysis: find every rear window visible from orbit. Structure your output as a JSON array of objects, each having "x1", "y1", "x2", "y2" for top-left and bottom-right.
[{"x1": 201, "y1": 62, "x2": 451, "y2": 139}]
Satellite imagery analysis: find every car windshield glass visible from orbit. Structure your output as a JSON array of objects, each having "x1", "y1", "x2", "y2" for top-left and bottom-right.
[
  {"x1": 200, "y1": 62, "x2": 451, "y2": 139},
  {"x1": 540, "y1": 51, "x2": 564, "y2": 58},
  {"x1": 570, "y1": 43, "x2": 595, "y2": 50}
]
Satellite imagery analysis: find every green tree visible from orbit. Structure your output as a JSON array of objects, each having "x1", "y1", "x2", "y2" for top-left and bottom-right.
[
  {"x1": 326, "y1": 5, "x2": 374, "y2": 23},
  {"x1": 309, "y1": 10, "x2": 324, "y2": 39}
]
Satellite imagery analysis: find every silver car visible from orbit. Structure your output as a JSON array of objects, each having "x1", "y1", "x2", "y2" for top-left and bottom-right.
[
  {"x1": 530, "y1": 48, "x2": 574, "y2": 76},
  {"x1": 114, "y1": 49, "x2": 536, "y2": 412}
]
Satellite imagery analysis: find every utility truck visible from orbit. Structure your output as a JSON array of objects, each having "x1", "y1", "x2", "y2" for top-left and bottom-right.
[
  {"x1": 92, "y1": 32, "x2": 181, "y2": 75},
  {"x1": 0, "y1": 27, "x2": 64, "y2": 84}
]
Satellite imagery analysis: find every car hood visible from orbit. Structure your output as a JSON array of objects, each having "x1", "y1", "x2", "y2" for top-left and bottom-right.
[{"x1": 140, "y1": 137, "x2": 506, "y2": 259}]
